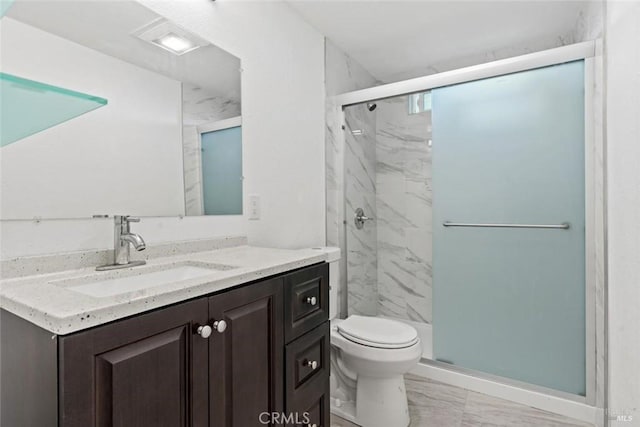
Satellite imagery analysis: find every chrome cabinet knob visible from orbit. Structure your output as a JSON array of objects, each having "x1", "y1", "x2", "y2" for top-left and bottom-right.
[
  {"x1": 305, "y1": 296, "x2": 317, "y2": 306},
  {"x1": 305, "y1": 359, "x2": 318, "y2": 370},
  {"x1": 213, "y1": 319, "x2": 227, "y2": 333},
  {"x1": 196, "y1": 324, "x2": 212, "y2": 338}
]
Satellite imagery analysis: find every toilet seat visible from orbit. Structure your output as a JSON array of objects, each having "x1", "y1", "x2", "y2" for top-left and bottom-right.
[{"x1": 337, "y1": 315, "x2": 419, "y2": 349}]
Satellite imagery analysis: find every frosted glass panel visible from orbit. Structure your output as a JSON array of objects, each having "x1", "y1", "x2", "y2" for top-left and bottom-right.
[
  {"x1": 201, "y1": 126, "x2": 242, "y2": 215},
  {"x1": 0, "y1": 0, "x2": 15, "y2": 17},
  {"x1": 0, "y1": 72, "x2": 107, "y2": 146},
  {"x1": 432, "y1": 61, "x2": 586, "y2": 395}
]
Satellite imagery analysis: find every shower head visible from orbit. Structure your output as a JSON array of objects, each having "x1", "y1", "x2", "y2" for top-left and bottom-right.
[{"x1": 367, "y1": 102, "x2": 377, "y2": 111}]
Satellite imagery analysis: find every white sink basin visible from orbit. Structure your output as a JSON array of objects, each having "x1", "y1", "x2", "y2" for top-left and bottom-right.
[{"x1": 57, "y1": 262, "x2": 236, "y2": 298}]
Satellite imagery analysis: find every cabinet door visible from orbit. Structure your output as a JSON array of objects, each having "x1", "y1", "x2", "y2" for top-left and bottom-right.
[
  {"x1": 59, "y1": 298, "x2": 209, "y2": 427},
  {"x1": 209, "y1": 278, "x2": 284, "y2": 427},
  {"x1": 290, "y1": 391, "x2": 329, "y2": 427}
]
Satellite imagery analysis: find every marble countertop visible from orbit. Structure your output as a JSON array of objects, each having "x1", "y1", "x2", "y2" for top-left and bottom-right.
[{"x1": 0, "y1": 246, "x2": 332, "y2": 335}]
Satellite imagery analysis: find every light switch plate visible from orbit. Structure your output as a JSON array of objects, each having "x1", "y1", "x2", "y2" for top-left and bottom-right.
[{"x1": 248, "y1": 194, "x2": 260, "y2": 220}]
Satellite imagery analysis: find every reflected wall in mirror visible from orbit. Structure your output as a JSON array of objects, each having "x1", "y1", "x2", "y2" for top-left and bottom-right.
[{"x1": 0, "y1": 0, "x2": 242, "y2": 219}]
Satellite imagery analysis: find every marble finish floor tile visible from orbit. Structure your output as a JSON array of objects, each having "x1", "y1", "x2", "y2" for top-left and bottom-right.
[
  {"x1": 331, "y1": 374, "x2": 593, "y2": 427},
  {"x1": 331, "y1": 415, "x2": 360, "y2": 427},
  {"x1": 405, "y1": 374, "x2": 467, "y2": 427},
  {"x1": 460, "y1": 390, "x2": 593, "y2": 427}
]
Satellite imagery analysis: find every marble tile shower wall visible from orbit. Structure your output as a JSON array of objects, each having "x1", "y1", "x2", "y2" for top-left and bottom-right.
[
  {"x1": 325, "y1": 40, "x2": 380, "y2": 317},
  {"x1": 573, "y1": 4, "x2": 605, "y2": 424},
  {"x1": 183, "y1": 126, "x2": 204, "y2": 215},
  {"x1": 375, "y1": 96, "x2": 433, "y2": 323},
  {"x1": 344, "y1": 104, "x2": 378, "y2": 316}
]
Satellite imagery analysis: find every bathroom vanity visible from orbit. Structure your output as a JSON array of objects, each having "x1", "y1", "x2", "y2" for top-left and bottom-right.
[
  {"x1": 2, "y1": 1, "x2": 334, "y2": 425},
  {"x1": 0, "y1": 245, "x2": 333, "y2": 427}
]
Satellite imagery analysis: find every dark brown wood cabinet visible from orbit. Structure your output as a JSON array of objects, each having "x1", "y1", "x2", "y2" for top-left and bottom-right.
[
  {"x1": 284, "y1": 264, "x2": 330, "y2": 427},
  {"x1": 290, "y1": 389, "x2": 330, "y2": 427},
  {"x1": 285, "y1": 322, "x2": 330, "y2": 427},
  {"x1": 1, "y1": 262, "x2": 330, "y2": 427},
  {"x1": 209, "y1": 277, "x2": 284, "y2": 427},
  {"x1": 59, "y1": 298, "x2": 210, "y2": 427}
]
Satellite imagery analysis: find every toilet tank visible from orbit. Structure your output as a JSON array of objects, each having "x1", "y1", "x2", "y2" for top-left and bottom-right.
[{"x1": 311, "y1": 247, "x2": 340, "y2": 320}]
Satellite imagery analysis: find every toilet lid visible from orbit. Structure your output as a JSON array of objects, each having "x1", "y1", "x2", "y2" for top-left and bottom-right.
[{"x1": 337, "y1": 315, "x2": 419, "y2": 349}]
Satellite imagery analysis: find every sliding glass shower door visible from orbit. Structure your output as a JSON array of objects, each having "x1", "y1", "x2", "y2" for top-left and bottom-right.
[{"x1": 432, "y1": 61, "x2": 586, "y2": 395}]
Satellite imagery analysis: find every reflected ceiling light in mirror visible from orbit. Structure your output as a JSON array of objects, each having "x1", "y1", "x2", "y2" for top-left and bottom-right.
[
  {"x1": 133, "y1": 18, "x2": 208, "y2": 56},
  {"x1": 155, "y1": 33, "x2": 194, "y2": 54}
]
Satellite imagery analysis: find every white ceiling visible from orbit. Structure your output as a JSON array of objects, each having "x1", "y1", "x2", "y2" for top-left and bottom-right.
[
  {"x1": 287, "y1": 0, "x2": 591, "y2": 83},
  {"x1": 6, "y1": 0, "x2": 241, "y2": 103}
]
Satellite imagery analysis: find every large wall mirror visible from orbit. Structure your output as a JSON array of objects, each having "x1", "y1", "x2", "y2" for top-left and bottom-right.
[{"x1": 1, "y1": 0, "x2": 242, "y2": 219}]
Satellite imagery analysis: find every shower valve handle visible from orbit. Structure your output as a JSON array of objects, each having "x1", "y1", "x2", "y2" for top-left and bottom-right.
[{"x1": 354, "y1": 208, "x2": 375, "y2": 229}]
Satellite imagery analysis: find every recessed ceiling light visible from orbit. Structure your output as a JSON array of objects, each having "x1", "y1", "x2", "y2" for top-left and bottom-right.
[
  {"x1": 155, "y1": 33, "x2": 195, "y2": 54},
  {"x1": 133, "y1": 18, "x2": 208, "y2": 56}
]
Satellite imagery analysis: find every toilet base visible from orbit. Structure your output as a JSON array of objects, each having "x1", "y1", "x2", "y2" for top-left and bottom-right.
[
  {"x1": 330, "y1": 396, "x2": 358, "y2": 424},
  {"x1": 330, "y1": 370, "x2": 357, "y2": 423},
  {"x1": 330, "y1": 374, "x2": 410, "y2": 427},
  {"x1": 355, "y1": 375, "x2": 410, "y2": 427}
]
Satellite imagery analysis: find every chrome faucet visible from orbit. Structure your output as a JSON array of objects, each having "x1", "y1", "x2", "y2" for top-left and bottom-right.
[{"x1": 96, "y1": 215, "x2": 146, "y2": 271}]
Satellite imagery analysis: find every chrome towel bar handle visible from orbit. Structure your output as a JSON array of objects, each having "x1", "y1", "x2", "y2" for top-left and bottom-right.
[{"x1": 442, "y1": 222, "x2": 570, "y2": 230}]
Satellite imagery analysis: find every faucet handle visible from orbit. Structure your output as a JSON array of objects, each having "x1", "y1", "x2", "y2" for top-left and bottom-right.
[{"x1": 125, "y1": 216, "x2": 141, "y2": 223}]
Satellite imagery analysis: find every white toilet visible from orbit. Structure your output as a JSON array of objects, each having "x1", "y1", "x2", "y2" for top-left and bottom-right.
[{"x1": 317, "y1": 248, "x2": 422, "y2": 427}]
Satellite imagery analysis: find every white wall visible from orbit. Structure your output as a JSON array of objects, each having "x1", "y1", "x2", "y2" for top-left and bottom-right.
[
  {"x1": 0, "y1": 215, "x2": 247, "y2": 259},
  {"x1": 0, "y1": 17, "x2": 184, "y2": 218},
  {"x1": 605, "y1": 1, "x2": 640, "y2": 425},
  {"x1": 0, "y1": 0, "x2": 325, "y2": 258}
]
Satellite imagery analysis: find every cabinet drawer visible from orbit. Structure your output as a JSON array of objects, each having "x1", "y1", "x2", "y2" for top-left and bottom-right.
[
  {"x1": 290, "y1": 391, "x2": 329, "y2": 427},
  {"x1": 284, "y1": 263, "x2": 329, "y2": 342},
  {"x1": 285, "y1": 322, "x2": 329, "y2": 410}
]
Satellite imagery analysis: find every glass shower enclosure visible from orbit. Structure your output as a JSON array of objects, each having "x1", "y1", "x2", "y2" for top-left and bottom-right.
[{"x1": 342, "y1": 60, "x2": 590, "y2": 398}]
